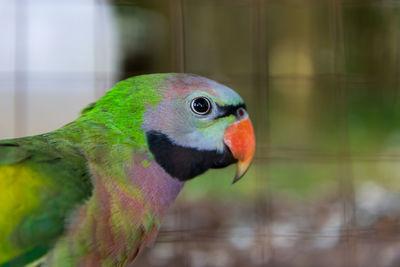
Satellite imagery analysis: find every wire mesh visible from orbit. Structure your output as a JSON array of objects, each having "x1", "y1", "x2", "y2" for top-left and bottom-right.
[{"x1": 2, "y1": 0, "x2": 400, "y2": 266}]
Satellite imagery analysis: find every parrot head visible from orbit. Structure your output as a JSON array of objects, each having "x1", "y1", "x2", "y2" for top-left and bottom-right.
[{"x1": 143, "y1": 74, "x2": 255, "y2": 183}]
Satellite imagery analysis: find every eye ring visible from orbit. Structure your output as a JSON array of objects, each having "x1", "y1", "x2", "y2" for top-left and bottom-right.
[{"x1": 190, "y1": 97, "x2": 212, "y2": 115}]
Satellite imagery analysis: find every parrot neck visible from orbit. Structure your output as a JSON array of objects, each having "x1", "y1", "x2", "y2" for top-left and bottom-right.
[
  {"x1": 128, "y1": 153, "x2": 185, "y2": 218},
  {"x1": 60, "y1": 119, "x2": 185, "y2": 217}
]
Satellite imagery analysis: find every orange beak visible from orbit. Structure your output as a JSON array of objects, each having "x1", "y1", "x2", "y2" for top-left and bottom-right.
[{"x1": 223, "y1": 116, "x2": 255, "y2": 184}]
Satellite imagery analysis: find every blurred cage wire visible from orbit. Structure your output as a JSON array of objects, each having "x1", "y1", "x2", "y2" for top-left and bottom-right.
[{"x1": 2, "y1": 0, "x2": 400, "y2": 266}]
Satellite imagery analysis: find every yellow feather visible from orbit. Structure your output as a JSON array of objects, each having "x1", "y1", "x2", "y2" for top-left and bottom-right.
[{"x1": 0, "y1": 164, "x2": 44, "y2": 262}]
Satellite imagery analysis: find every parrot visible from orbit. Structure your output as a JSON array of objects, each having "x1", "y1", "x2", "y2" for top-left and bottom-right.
[{"x1": 0, "y1": 73, "x2": 255, "y2": 266}]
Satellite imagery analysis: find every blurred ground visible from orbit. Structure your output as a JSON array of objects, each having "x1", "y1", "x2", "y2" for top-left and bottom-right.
[{"x1": 2, "y1": 0, "x2": 400, "y2": 266}]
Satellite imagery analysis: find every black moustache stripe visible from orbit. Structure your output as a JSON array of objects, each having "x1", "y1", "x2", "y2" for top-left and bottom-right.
[
  {"x1": 146, "y1": 131, "x2": 237, "y2": 181},
  {"x1": 215, "y1": 103, "x2": 247, "y2": 119}
]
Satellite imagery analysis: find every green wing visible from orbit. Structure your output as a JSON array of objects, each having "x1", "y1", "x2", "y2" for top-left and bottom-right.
[{"x1": 0, "y1": 136, "x2": 93, "y2": 266}]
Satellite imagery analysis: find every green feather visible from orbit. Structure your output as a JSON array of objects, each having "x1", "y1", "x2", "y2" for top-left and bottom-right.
[{"x1": 0, "y1": 137, "x2": 92, "y2": 265}]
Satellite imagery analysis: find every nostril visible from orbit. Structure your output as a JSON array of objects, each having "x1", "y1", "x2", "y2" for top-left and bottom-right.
[{"x1": 237, "y1": 107, "x2": 246, "y2": 119}]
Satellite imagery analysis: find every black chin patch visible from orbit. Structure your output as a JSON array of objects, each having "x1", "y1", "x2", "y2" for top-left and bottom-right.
[{"x1": 146, "y1": 131, "x2": 237, "y2": 181}]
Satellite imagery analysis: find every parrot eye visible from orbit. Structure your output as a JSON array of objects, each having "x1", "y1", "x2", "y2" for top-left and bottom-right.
[{"x1": 190, "y1": 97, "x2": 212, "y2": 115}]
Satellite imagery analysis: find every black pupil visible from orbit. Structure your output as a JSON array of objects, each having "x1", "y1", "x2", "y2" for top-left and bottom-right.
[{"x1": 193, "y1": 98, "x2": 209, "y2": 114}]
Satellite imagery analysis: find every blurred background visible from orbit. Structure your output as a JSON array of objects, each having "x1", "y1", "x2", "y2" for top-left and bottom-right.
[{"x1": 1, "y1": 0, "x2": 400, "y2": 266}]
